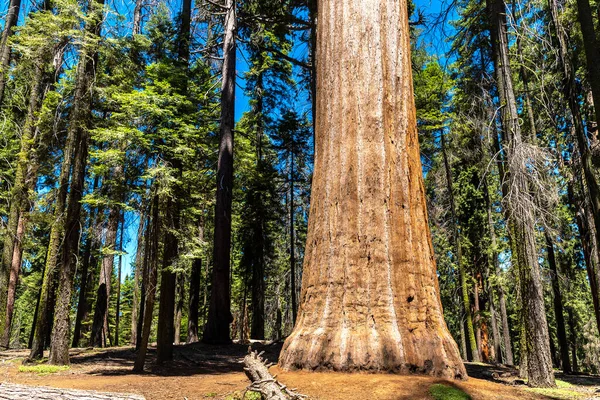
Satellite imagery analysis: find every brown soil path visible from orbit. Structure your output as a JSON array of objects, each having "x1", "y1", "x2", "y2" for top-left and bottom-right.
[{"x1": 0, "y1": 343, "x2": 585, "y2": 399}]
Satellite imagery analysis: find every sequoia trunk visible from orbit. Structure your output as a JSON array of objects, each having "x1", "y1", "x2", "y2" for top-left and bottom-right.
[{"x1": 278, "y1": 0, "x2": 466, "y2": 377}]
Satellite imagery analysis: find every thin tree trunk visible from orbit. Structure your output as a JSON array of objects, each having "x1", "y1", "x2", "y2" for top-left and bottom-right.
[
  {"x1": 174, "y1": 273, "x2": 184, "y2": 345},
  {"x1": 250, "y1": 76, "x2": 266, "y2": 340},
  {"x1": 72, "y1": 176, "x2": 100, "y2": 348},
  {"x1": 279, "y1": 0, "x2": 466, "y2": 377},
  {"x1": 133, "y1": 194, "x2": 159, "y2": 372},
  {"x1": 289, "y1": 152, "x2": 297, "y2": 326},
  {"x1": 441, "y1": 131, "x2": 479, "y2": 362},
  {"x1": 131, "y1": 209, "x2": 146, "y2": 346},
  {"x1": 487, "y1": 0, "x2": 554, "y2": 386},
  {"x1": 91, "y1": 206, "x2": 119, "y2": 347},
  {"x1": 567, "y1": 307, "x2": 578, "y2": 373},
  {"x1": 2, "y1": 213, "x2": 24, "y2": 348},
  {"x1": 204, "y1": 0, "x2": 236, "y2": 344},
  {"x1": 484, "y1": 182, "x2": 508, "y2": 364},
  {"x1": 474, "y1": 273, "x2": 482, "y2": 361},
  {"x1": 187, "y1": 258, "x2": 201, "y2": 343},
  {"x1": 545, "y1": 233, "x2": 571, "y2": 373},
  {"x1": 114, "y1": 216, "x2": 124, "y2": 347},
  {"x1": 156, "y1": 196, "x2": 178, "y2": 362},
  {"x1": 136, "y1": 212, "x2": 152, "y2": 350}
]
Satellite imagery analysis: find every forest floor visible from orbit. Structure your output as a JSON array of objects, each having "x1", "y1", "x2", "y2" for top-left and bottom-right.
[{"x1": 0, "y1": 342, "x2": 598, "y2": 400}]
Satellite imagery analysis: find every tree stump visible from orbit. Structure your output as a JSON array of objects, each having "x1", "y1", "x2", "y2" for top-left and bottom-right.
[
  {"x1": 0, "y1": 383, "x2": 145, "y2": 399},
  {"x1": 243, "y1": 350, "x2": 305, "y2": 400}
]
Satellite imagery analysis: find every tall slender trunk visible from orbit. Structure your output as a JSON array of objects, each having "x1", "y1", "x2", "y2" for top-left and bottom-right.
[
  {"x1": 136, "y1": 212, "x2": 152, "y2": 349},
  {"x1": 174, "y1": 273, "x2": 184, "y2": 345},
  {"x1": 204, "y1": 0, "x2": 236, "y2": 344},
  {"x1": 91, "y1": 206, "x2": 119, "y2": 347},
  {"x1": 474, "y1": 273, "x2": 482, "y2": 360},
  {"x1": 156, "y1": 193, "x2": 179, "y2": 362},
  {"x1": 250, "y1": 74, "x2": 265, "y2": 340},
  {"x1": 545, "y1": 233, "x2": 571, "y2": 373},
  {"x1": 289, "y1": 150, "x2": 297, "y2": 326},
  {"x1": 485, "y1": 265, "x2": 502, "y2": 363},
  {"x1": 0, "y1": 0, "x2": 22, "y2": 104},
  {"x1": 487, "y1": 0, "x2": 554, "y2": 386},
  {"x1": 567, "y1": 307, "x2": 578, "y2": 373},
  {"x1": 114, "y1": 216, "x2": 124, "y2": 347},
  {"x1": 279, "y1": 0, "x2": 466, "y2": 377},
  {"x1": 72, "y1": 176, "x2": 100, "y2": 347},
  {"x1": 187, "y1": 258, "x2": 201, "y2": 343},
  {"x1": 131, "y1": 208, "x2": 146, "y2": 346},
  {"x1": 441, "y1": 132, "x2": 478, "y2": 362},
  {"x1": 133, "y1": 194, "x2": 160, "y2": 372},
  {"x1": 484, "y1": 181, "x2": 512, "y2": 365}
]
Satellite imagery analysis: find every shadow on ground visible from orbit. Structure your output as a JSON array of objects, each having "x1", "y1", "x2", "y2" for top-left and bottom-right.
[{"x1": 67, "y1": 340, "x2": 284, "y2": 377}]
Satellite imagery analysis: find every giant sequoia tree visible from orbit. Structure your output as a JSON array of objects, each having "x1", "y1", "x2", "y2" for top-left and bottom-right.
[{"x1": 278, "y1": 0, "x2": 465, "y2": 377}]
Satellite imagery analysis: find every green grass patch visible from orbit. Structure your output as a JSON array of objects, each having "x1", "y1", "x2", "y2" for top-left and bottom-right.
[
  {"x1": 556, "y1": 379, "x2": 574, "y2": 389},
  {"x1": 224, "y1": 391, "x2": 261, "y2": 400},
  {"x1": 18, "y1": 364, "x2": 70, "y2": 375},
  {"x1": 429, "y1": 383, "x2": 471, "y2": 400},
  {"x1": 526, "y1": 387, "x2": 584, "y2": 400}
]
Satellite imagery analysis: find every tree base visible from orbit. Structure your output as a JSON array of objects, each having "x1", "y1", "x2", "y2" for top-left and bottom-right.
[{"x1": 279, "y1": 330, "x2": 466, "y2": 380}]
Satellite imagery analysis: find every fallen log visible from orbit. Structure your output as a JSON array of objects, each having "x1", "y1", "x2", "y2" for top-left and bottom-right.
[
  {"x1": 243, "y1": 349, "x2": 306, "y2": 400},
  {"x1": 0, "y1": 383, "x2": 145, "y2": 399}
]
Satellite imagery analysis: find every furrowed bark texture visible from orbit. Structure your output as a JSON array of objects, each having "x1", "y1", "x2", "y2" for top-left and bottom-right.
[{"x1": 278, "y1": 0, "x2": 466, "y2": 378}]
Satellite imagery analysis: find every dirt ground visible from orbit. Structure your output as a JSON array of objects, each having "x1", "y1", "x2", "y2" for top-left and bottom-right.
[{"x1": 0, "y1": 342, "x2": 598, "y2": 400}]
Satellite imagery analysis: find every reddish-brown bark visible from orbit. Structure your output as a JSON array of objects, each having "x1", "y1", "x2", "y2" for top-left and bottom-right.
[{"x1": 278, "y1": 0, "x2": 466, "y2": 378}]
